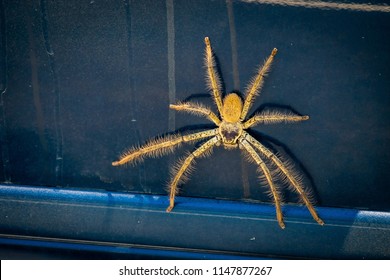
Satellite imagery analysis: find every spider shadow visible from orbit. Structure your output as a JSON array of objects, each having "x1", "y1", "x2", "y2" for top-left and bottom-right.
[
  {"x1": 251, "y1": 102, "x2": 308, "y2": 117},
  {"x1": 181, "y1": 93, "x2": 212, "y2": 103},
  {"x1": 175, "y1": 124, "x2": 216, "y2": 134}
]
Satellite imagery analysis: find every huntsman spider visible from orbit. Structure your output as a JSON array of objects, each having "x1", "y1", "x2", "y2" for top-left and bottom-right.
[{"x1": 113, "y1": 37, "x2": 324, "y2": 229}]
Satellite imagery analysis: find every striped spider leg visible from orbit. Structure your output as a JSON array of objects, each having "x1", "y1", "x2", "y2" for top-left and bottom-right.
[
  {"x1": 112, "y1": 37, "x2": 324, "y2": 228},
  {"x1": 112, "y1": 128, "x2": 221, "y2": 212}
]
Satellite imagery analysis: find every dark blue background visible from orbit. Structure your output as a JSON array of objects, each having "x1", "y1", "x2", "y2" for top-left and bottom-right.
[{"x1": 1, "y1": 0, "x2": 389, "y2": 212}]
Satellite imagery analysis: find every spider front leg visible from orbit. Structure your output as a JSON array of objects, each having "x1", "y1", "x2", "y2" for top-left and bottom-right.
[
  {"x1": 241, "y1": 48, "x2": 277, "y2": 121},
  {"x1": 244, "y1": 132, "x2": 324, "y2": 226},
  {"x1": 204, "y1": 37, "x2": 224, "y2": 115},
  {"x1": 240, "y1": 139, "x2": 285, "y2": 229},
  {"x1": 166, "y1": 136, "x2": 220, "y2": 212}
]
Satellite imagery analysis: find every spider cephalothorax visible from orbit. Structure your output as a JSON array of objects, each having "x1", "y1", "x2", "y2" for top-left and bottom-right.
[{"x1": 113, "y1": 37, "x2": 324, "y2": 229}]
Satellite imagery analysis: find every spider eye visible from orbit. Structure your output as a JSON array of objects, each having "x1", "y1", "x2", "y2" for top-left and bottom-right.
[{"x1": 222, "y1": 93, "x2": 242, "y2": 123}]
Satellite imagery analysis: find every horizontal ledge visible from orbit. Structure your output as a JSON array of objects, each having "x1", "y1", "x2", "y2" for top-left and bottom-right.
[
  {"x1": 0, "y1": 184, "x2": 389, "y2": 228},
  {"x1": 0, "y1": 184, "x2": 389, "y2": 259},
  {"x1": 0, "y1": 234, "x2": 262, "y2": 260}
]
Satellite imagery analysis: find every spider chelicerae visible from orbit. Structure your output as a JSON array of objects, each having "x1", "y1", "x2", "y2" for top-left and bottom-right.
[{"x1": 113, "y1": 37, "x2": 324, "y2": 229}]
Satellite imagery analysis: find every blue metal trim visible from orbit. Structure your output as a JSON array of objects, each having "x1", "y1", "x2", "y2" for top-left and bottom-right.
[
  {"x1": 0, "y1": 236, "x2": 261, "y2": 260},
  {"x1": 0, "y1": 184, "x2": 389, "y2": 259}
]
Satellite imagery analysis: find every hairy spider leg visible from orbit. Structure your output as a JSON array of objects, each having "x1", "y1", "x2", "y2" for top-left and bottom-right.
[
  {"x1": 169, "y1": 102, "x2": 221, "y2": 125},
  {"x1": 166, "y1": 136, "x2": 221, "y2": 212},
  {"x1": 240, "y1": 48, "x2": 278, "y2": 121},
  {"x1": 244, "y1": 132, "x2": 324, "y2": 225},
  {"x1": 112, "y1": 129, "x2": 218, "y2": 166},
  {"x1": 240, "y1": 139, "x2": 285, "y2": 229},
  {"x1": 243, "y1": 110, "x2": 309, "y2": 129},
  {"x1": 204, "y1": 37, "x2": 224, "y2": 116}
]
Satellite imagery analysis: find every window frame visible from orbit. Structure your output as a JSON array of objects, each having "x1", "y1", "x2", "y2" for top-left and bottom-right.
[{"x1": 1, "y1": 184, "x2": 389, "y2": 259}]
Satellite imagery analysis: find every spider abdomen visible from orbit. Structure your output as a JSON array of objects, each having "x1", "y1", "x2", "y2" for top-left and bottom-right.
[{"x1": 222, "y1": 93, "x2": 243, "y2": 123}]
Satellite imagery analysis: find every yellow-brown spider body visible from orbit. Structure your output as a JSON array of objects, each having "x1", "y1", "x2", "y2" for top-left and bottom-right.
[
  {"x1": 218, "y1": 93, "x2": 243, "y2": 148},
  {"x1": 113, "y1": 37, "x2": 324, "y2": 229}
]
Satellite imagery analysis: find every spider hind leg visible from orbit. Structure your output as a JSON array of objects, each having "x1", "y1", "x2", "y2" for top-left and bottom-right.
[
  {"x1": 112, "y1": 134, "x2": 183, "y2": 166},
  {"x1": 244, "y1": 132, "x2": 324, "y2": 226},
  {"x1": 112, "y1": 129, "x2": 218, "y2": 166},
  {"x1": 240, "y1": 138, "x2": 285, "y2": 229}
]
